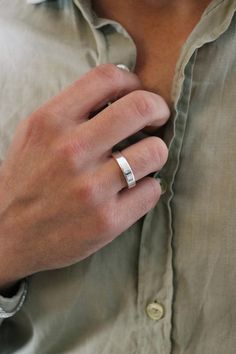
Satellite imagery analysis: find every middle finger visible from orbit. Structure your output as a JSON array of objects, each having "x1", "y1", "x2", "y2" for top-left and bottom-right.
[{"x1": 75, "y1": 90, "x2": 170, "y2": 158}]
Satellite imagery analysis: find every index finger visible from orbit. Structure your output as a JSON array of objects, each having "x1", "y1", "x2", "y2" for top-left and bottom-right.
[
  {"x1": 40, "y1": 64, "x2": 141, "y2": 124},
  {"x1": 77, "y1": 90, "x2": 170, "y2": 156}
]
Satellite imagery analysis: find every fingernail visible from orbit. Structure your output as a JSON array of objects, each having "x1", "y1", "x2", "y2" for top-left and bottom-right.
[
  {"x1": 106, "y1": 65, "x2": 129, "y2": 107},
  {"x1": 116, "y1": 64, "x2": 130, "y2": 72},
  {"x1": 156, "y1": 177, "x2": 167, "y2": 195},
  {"x1": 105, "y1": 65, "x2": 129, "y2": 107}
]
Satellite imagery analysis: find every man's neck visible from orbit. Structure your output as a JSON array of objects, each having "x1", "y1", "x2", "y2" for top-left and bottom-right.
[
  {"x1": 92, "y1": 0, "x2": 212, "y2": 106},
  {"x1": 92, "y1": 0, "x2": 212, "y2": 21},
  {"x1": 92, "y1": 0, "x2": 213, "y2": 65}
]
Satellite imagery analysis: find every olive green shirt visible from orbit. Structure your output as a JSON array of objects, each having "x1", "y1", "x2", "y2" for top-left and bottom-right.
[{"x1": 1, "y1": 0, "x2": 236, "y2": 353}]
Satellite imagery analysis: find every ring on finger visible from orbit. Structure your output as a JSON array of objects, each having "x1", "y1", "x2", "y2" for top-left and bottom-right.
[{"x1": 112, "y1": 151, "x2": 136, "y2": 189}]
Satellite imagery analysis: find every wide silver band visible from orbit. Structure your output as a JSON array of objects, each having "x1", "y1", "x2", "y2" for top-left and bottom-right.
[{"x1": 112, "y1": 151, "x2": 136, "y2": 189}]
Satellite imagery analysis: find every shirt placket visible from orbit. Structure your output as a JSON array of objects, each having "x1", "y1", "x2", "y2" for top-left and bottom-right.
[
  {"x1": 93, "y1": 12, "x2": 212, "y2": 354},
  {"x1": 135, "y1": 50, "x2": 198, "y2": 354},
  {"x1": 134, "y1": 5, "x2": 236, "y2": 353}
]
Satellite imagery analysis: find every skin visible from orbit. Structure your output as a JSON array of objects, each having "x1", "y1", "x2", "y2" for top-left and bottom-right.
[
  {"x1": 0, "y1": 0, "x2": 211, "y2": 294},
  {"x1": 0, "y1": 65, "x2": 169, "y2": 293},
  {"x1": 93, "y1": 0, "x2": 212, "y2": 105}
]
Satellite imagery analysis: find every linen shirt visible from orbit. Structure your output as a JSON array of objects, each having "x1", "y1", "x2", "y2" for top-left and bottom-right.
[{"x1": 1, "y1": 0, "x2": 236, "y2": 353}]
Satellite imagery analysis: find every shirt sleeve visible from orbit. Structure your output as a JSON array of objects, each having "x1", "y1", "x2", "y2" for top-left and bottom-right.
[
  {"x1": 0, "y1": 155, "x2": 28, "y2": 324},
  {"x1": 0, "y1": 279, "x2": 28, "y2": 325}
]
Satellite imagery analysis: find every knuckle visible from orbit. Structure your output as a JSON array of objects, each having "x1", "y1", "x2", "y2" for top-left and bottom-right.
[
  {"x1": 156, "y1": 138, "x2": 169, "y2": 166},
  {"x1": 65, "y1": 137, "x2": 89, "y2": 157},
  {"x1": 25, "y1": 111, "x2": 49, "y2": 143},
  {"x1": 27, "y1": 107, "x2": 61, "y2": 138},
  {"x1": 147, "y1": 178, "x2": 162, "y2": 208},
  {"x1": 76, "y1": 178, "x2": 99, "y2": 207},
  {"x1": 129, "y1": 90, "x2": 157, "y2": 122},
  {"x1": 95, "y1": 64, "x2": 124, "y2": 86},
  {"x1": 54, "y1": 135, "x2": 89, "y2": 167},
  {"x1": 155, "y1": 95, "x2": 170, "y2": 122},
  {"x1": 53, "y1": 142, "x2": 71, "y2": 165},
  {"x1": 135, "y1": 178, "x2": 161, "y2": 216},
  {"x1": 138, "y1": 137, "x2": 168, "y2": 171},
  {"x1": 27, "y1": 111, "x2": 46, "y2": 132},
  {"x1": 146, "y1": 137, "x2": 169, "y2": 167},
  {"x1": 95, "y1": 206, "x2": 114, "y2": 234}
]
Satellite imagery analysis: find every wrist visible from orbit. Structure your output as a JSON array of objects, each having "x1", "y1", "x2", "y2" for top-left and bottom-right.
[{"x1": 0, "y1": 189, "x2": 30, "y2": 291}]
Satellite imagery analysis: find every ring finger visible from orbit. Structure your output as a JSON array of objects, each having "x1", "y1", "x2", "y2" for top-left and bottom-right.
[{"x1": 96, "y1": 136, "x2": 168, "y2": 198}]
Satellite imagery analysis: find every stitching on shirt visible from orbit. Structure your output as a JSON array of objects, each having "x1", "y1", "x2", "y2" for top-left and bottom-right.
[
  {"x1": 172, "y1": 7, "x2": 236, "y2": 105},
  {"x1": 204, "y1": 0, "x2": 227, "y2": 16},
  {"x1": 169, "y1": 50, "x2": 198, "y2": 354}
]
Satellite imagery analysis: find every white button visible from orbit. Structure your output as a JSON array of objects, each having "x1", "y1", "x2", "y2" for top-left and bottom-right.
[{"x1": 146, "y1": 301, "x2": 164, "y2": 321}]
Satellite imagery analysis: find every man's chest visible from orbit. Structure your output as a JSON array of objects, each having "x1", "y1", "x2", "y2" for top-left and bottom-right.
[{"x1": 134, "y1": 39, "x2": 183, "y2": 107}]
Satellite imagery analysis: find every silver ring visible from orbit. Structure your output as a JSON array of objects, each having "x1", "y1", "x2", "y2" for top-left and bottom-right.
[{"x1": 112, "y1": 151, "x2": 136, "y2": 189}]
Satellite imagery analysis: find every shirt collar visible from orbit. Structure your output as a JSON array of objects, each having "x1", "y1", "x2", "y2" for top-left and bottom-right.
[
  {"x1": 27, "y1": 0, "x2": 47, "y2": 3},
  {"x1": 27, "y1": 0, "x2": 113, "y2": 28}
]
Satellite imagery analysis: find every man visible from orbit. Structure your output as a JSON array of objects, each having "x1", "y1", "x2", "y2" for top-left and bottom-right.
[{"x1": 0, "y1": 0, "x2": 236, "y2": 353}]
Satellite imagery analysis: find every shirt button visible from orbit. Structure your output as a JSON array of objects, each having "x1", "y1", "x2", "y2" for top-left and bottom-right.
[{"x1": 146, "y1": 301, "x2": 164, "y2": 321}]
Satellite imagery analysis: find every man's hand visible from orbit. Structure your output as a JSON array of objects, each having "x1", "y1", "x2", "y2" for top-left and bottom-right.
[{"x1": 0, "y1": 64, "x2": 170, "y2": 288}]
